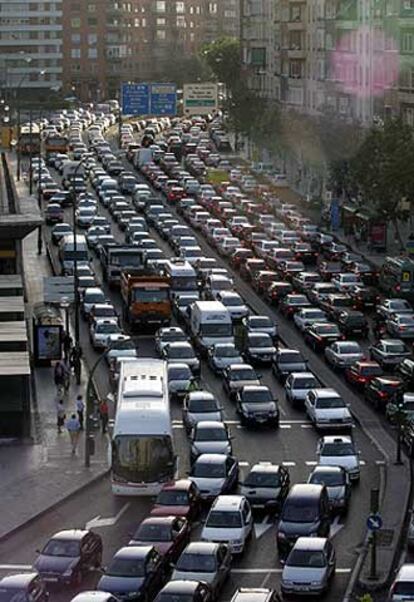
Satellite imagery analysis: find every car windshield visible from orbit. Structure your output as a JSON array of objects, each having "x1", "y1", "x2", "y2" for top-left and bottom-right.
[
  {"x1": 42, "y1": 539, "x2": 80, "y2": 557},
  {"x1": 232, "y1": 369, "x2": 256, "y2": 381},
  {"x1": 134, "y1": 523, "x2": 172, "y2": 542},
  {"x1": 293, "y1": 377, "x2": 318, "y2": 388},
  {"x1": 242, "y1": 389, "x2": 272, "y2": 403},
  {"x1": 0, "y1": 590, "x2": 32, "y2": 602},
  {"x1": 107, "y1": 557, "x2": 145, "y2": 577},
  {"x1": 282, "y1": 502, "x2": 318, "y2": 522},
  {"x1": 192, "y1": 462, "x2": 225, "y2": 478},
  {"x1": 156, "y1": 490, "x2": 189, "y2": 506},
  {"x1": 176, "y1": 553, "x2": 216, "y2": 573},
  {"x1": 317, "y1": 397, "x2": 345, "y2": 409},
  {"x1": 195, "y1": 428, "x2": 227, "y2": 442},
  {"x1": 215, "y1": 346, "x2": 238, "y2": 358},
  {"x1": 280, "y1": 352, "x2": 303, "y2": 363},
  {"x1": 392, "y1": 582, "x2": 414, "y2": 595},
  {"x1": 96, "y1": 323, "x2": 120, "y2": 334},
  {"x1": 386, "y1": 343, "x2": 407, "y2": 353},
  {"x1": 169, "y1": 347, "x2": 194, "y2": 359},
  {"x1": 250, "y1": 318, "x2": 272, "y2": 329},
  {"x1": 315, "y1": 325, "x2": 339, "y2": 335},
  {"x1": 321, "y1": 442, "x2": 355, "y2": 456},
  {"x1": 169, "y1": 368, "x2": 191, "y2": 380},
  {"x1": 360, "y1": 365, "x2": 382, "y2": 376},
  {"x1": 85, "y1": 293, "x2": 105, "y2": 303},
  {"x1": 249, "y1": 336, "x2": 271, "y2": 348},
  {"x1": 201, "y1": 323, "x2": 232, "y2": 336},
  {"x1": 244, "y1": 471, "x2": 280, "y2": 487},
  {"x1": 310, "y1": 472, "x2": 345, "y2": 486},
  {"x1": 189, "y1": 399, "x2": 218, "y2": 413},
  {"x1": 338, "y1": 344, "x2": 361, "y2": 354},
  {"x1": 287, "y1": 550, "x2": 326, "y2": 568},
  {"x1": 206, "y1": 510, "x2": 242, "y2": 528},
  {"x1": 223, "y1": 297, "x2": 243, "y2": 307}
]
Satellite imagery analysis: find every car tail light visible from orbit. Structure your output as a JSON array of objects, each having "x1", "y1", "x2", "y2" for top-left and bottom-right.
[
  {"x1": 395, "y1": 284, "x2": 401, "y2": 292},
  {"x1": 357, "y1": 375, "x2": 366, "y2": 383},
  {"x1": 378, "y1": 391, "x2": 388, "y2": 399}
]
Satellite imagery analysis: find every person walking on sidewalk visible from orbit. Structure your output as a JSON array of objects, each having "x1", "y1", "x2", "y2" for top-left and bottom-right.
[
  {"x1": 66, "y1": 413, "x2": 81, "y2": 455},
  {"x1": 56, "y1": 399, "x2": 66, "y2": 434},
  {"x1": 63, "y1": 332, "x2": 72, "y2": 362},
  {"x1": 76, "y1": 395, "x2": 85, "y2": 431},
  {"x1": 99, "y1": 399, "x2": 109, "y2": 434}
]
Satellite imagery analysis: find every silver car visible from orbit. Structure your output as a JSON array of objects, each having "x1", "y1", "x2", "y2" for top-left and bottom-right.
[
  {"x1": 182, "y1": 391, "x2": 223, "y2": 433},
  {"x1": 307, "y1": 465, "x2": 351, "y2": 513},
  {"x1": 281, "y1": 537, "x2": 336, "y2": 596},
  {"x1": 155, "y1": 326, "x2": 188, "y2": 355},
  {"x1": 171, "y1": 542, "x2": 231, "y2": 597},
  {"x1": 207, "y1": 343, "x2": 243, "y2": 373},
  {"x1": 162, "y1": 342, "x2": 200, "y2": 375},
  {"x1": 285, "y1": 372, "x2": 320, "y2": 407},
  {"x1": 386, "y1": 313, "x2": 414, "y2": 339},
  {"x1": 89, "y1": 318, "x2": 121, "y2": 350},
  {"x1": 324, "y1": 341, "x2": 363, "y2": 369},
  {"x1": 189, "y1": 421, "x2": 232, "y2": 462},
  {"x1": 168, "y1": 363, "x2": 195, "y2": 400},
  {"x1": 242, "y1": 315, "x2": 278, "y2": 339},
  {"x1": 81, "y1": 287, "x2": 106, "y2": 319}
]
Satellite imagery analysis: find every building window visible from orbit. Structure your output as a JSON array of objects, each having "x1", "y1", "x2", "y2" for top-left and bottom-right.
[
  {"x1": 71, "y1": 33, "x2": 81, "y2": 43},
  {"x1": 401, "y1": 32, "x2": 414, "y2": 53},
  {"x1": 176, "y1": 1, "x2": 185, "y2": 12},
  {"x1": 88, "y1": 48, "x2": 97, "y2": 58},
  {"x1": 156, "y1": 29, "x2": 166, "y2": 39},
  {"x1": 156, "y1": 17, "x2": 166, "y2": 25},
  {"x1": 176, "y1": 15, "x2": 186, "y2": 26},
  {"x1": 88, "y1": 17, "x2": 97, "y2": 26},
  {"x1": 88, "y1": 3, "x2": 96, "y2": 11},
  {"x1": 70, "y1": 17, "x2": 81, "y2": 27},
  {"x1": 88, "y1": 33, "x2": 97, "y2": 45},
  {"x1": 289, "y1": 60, "x2": 302, "y2": 78},
  {"x1": 155, "y1": 1, "x2": 166, "y2": 12},
  {"x1": 71, "y1": 48, "x2": 81, "y2": 58}
]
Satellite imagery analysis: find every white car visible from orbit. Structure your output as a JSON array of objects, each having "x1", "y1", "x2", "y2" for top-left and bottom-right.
[
  {"x1": 201, "y1": 495, "x2": 253, "y2": 555},
  {"x1": 293, "y1": 308, "x2": 328, "y2": 332},
  {"x1": 317, "y1": 435, "x2": 360, "y2": 481},
  {"x1": 89, "y1": 318, "x2": 121, "y2": 350},
  {"x1": 183, "y1": 391, "x2": 223, "y2": 432},
  {"x1": 242, "y1": 315, "x2": 278, "y2": 339},
  {"x1": 216, "y1": 291, "x2": 249, "y2": 320},
  {"x1": 281, "y1": 537, "x2": 336, "y2": 596},
  {"x1": 81, "y1": 287, "x2": 106, "y2": 319},
  {"x1": 285, "y1": 372, "x2": 321, "y2": 406},
  {"x1": 325, "y1": 341, "x2": 364, "y2": 369},
  {"x1": 155, "y1": 326, "x2": 188, "y2": 355},
  {"x1": 332, "y1": 273, "x2": 362, "y2": 292},
  {"x1": 305, "y1": 388, "x2": 354, "y2": 430},
  {"x1": 389, "y1": 563, "x2": 414, "y2": 601}
]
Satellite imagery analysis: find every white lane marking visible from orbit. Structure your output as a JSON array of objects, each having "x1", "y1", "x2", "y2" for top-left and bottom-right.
[
  {"x1": 375, "y1": 460, "x2": 386, "y2": 465},
  {"x1": 279, "y1": 424, "x2": 291, "y2": 429},
  {"x1": 0, "y1": 564, "x2": 33, "y2": 571},
  {"x1": 330, "y1": 515, "x2": 345, "y2": 538},
  {"x1": 173, "y1": 425, "x2": 184, "y2": 429},
  {"x1": 282, "y1": 461, "x2": 296, "y2": 466},
  {"x1": 254, "y1": 514, "x2": 273, "y2": 539},
  {"x1": 85, "y1": 502, "x2": 130, "y2": 529},
  {"x1": 301, "y1": 424, "x2": 313, "y2": 429},
  {"x1": 305, "y1": 461, "x2": 317, "y2": 466},
  {"x1": 239, "y1": 461, "x2": 250, "y2": 467}
]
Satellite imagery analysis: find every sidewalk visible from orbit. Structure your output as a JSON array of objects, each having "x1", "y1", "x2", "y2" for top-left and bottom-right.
[{"x1": 0, "y1": 172, "x2": 109, "y2": 541}]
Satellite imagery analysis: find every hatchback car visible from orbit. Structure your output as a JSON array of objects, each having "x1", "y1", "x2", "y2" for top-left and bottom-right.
[
  {"x1": 97, "y1": 546, "x2": 166, "y2": 600},
  {"x1": 182, "y1": 391, "x2": 223, "y2": 433},
  {"x1": 154, "y1": 580, "x2": 213, "y2": 602},
  {"x1": 240, "y1": 462, "x2": 290, "y2": 513},
  {"x1": 189, "y1": 421, "x2": 232, "y2": 462},
  {"x1": 34, "y1": 529, "x2": 102, "y2": 586},
  {"x1": 236, "y1": 385, "x2": 279, "y2": 427},
  {"x1": 189, "y1": 454, "x2": 239, "y2": 501},
  {"x1": 207, "y1": 343, "x2": 243, "y2": 373},
  {"x1": 281, "y1": 537, "x2": 336, "y2": 596},
  {"x1": 171, "y1": 542, "x2": 231, "y2": 597},
  {"x1": 128, "y1": 516, "x2": 190, "y2": 563},
  {"x1": 0, "y1": 573, "x2": 49, "y2": 602},
  {"x1": 285, "y1": 372, "x2": 320, "y2": 407},
  {"x1": 317, "y1": 436, "x2": 360, "y2": 481},
  {"x1": 201, "y1": 495, "x2": 253, "y2": 555},
  {"x1": 308, "y1": 465, "x2": 351, "y2": 514},
  {"x1": 150, "y1": 479, "x2": 201, "y2": 520}
]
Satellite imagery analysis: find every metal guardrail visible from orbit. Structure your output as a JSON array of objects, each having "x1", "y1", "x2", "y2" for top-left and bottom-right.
[{"x1": 1, "y1": 152, "x2": 18, "y2": 214}]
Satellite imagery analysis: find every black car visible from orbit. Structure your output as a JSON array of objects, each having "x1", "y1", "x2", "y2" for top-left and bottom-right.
[
  {"x1": 336, "y1": 310, "x2": 369, "y2": 338},
  {"x1": 0, "y1": 573, "x2": 49, "y2": 602},
  {"x1": 272, "y1": 349, "x2": 308, "y2": 383},
  {"x1": 364, "y1": 376, "x2": 405, "y2": 411},
  {"x1": 236, "y1": 385, "x2": 279, "y2": 427},
  {"x1": 34, "y1": 529, "x2": 102, "y2": 586},
  {"x1": 279, "y1": 295, "x2": 312, "y2": 318},
  {"x1": 97, "y1": 546, "x2": 166, "y2": 600},
  {"x1": 239, "y1": 463, "x2": 290, "y2": 513},
  {"x1": 303, "y1": 322, "x2": 342, "y2": 351},
  {"x1": 395, "y1": 358, "x2": 414, "y2": 388},
  {"x1": 319, "y1": 293, "x2": 353, "y2": 320},
  {"x1": 154, "y1": 580, "x2": 213, "y2": 602},
  {"x1": 369, "y1": 339, "x2": 412, "y2": 369},
  {"x1": 348, "y1": 285, "x2": 380, "y2": 311}
]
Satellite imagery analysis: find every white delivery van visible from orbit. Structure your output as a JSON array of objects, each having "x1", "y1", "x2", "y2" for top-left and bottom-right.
[{"x1": 189, "y1": 300, "x2": 234, "y2": 354}]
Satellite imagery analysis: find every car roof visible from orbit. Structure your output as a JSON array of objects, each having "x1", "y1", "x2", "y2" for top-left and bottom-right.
[
  {"x1": 0, "y1": 573, "x2": 38, "y2": 588},
  {"x1": 212, "y1": 495, "x2": 245, "y2": 510},
  {"x1": 161, "y1": 580, "x2": 201, "y2": 594},
  {"x1": 161, "y1": 479, "x2": 192, "y2": 492},
  {"x1": 50, "y1": 529, "x2": 89, "y2": 541},
  {"x1": 115, "y1": 546, "x2": 153, "y2": 559},
  {"x1": 321, "y1": 435, "x2": 352, "y2": 444},
  {"x1": 141, "y1": 516, "x2": 177, "y2": 526},
  {"x1": 184, "y1": 541, "x2": 221, "y2": 554},
  {"x1": 250, "y1": 462, "x2": 281, "y2": 474},
  {"x1": 311, "y1": 464, "x2": 344, "y2": 475},
  {"x1": 311, "y1": 388, "x2": 340, "y2": 398},
  {"x1": 396, "y1": 563, "x2": 414, "y2": 580},
  {"x1": 187, "y1": 390, "x2": 215, "y2": 401},
  {"x1": 228, "y1": 363, "x2": 254, "y2": 371},
  {"x1": 241, "y1": 385, "x2": 270, "y2": 392},
  {"x1": 294, "y1": 537, "x2": 328, "y2": 551},
  {"x1": 196, "y1": 421, "x2": 225, "y2": 429},
  {"x1": 195, "y1": 453, "x2": 228, "y2": 464},
  {"x1": 290, "y1": 371, "x2": 316, "y2": 379}
]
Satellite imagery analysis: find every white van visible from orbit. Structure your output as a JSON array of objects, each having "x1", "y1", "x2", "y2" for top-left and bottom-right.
[
  {"x1": 189, "y1": 300, "x2": 233, "y2": 353},
  {"x1": 59, "y1": 234, "x2": 88, "y2": 275}
]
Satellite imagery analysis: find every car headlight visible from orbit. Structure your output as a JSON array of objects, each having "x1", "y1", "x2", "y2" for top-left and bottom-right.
[
  {"x1": 62, "y1": 569, "x2": 73, "y2": 577},
  {"x1": 311, "y1": 581, "x2": 322, "y2": 586}
]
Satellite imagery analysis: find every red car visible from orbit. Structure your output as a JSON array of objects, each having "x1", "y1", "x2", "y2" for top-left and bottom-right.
[
  {"x1": 150, "y1": 479, "x2": 201, "y2": 521},
  {"x1": 128, "y1": 516, "x2": 190, "y2": 563},
  {"x1": 345, "y1": 361, "x2": 383, "y2": 389}
]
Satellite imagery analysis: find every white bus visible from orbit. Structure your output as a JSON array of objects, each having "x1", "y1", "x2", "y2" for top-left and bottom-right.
[
  {"x1": 164, "y1": 259, "x2": 198, "y2": 297},
  {"x1": 111, "y1": 359, "x2": 175, "y2": 496}
]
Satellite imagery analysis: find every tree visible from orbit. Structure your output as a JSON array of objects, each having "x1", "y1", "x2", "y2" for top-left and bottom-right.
[{"x1": 200, "y1": 37, "x2": 242, "y2": 91}]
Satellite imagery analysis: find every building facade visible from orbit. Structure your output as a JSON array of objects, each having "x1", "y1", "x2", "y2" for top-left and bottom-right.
[{"x1": 0, "y1": 0, "x2": 63, "y2": 98}]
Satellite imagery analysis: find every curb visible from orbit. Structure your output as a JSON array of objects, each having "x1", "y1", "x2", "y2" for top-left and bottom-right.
[{"x1": 0, "y1": 467, "x2": 110, "y2": 543}]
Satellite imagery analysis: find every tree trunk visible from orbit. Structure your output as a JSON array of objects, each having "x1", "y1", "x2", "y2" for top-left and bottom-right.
[{"x1": 392, "y1": 217, "x2": 405, "y2": 252}]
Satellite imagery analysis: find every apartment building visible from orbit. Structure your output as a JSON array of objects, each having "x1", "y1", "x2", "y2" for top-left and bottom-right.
[
  {"x1": 0, "y1": 0, "x2": 63, "y2": 97},
  {"x1": 241, "y1": 0, "x2": 414, "y2": 125},
  {"x1": 204, "y1": 0, "x2": 240, "y2": 42}
]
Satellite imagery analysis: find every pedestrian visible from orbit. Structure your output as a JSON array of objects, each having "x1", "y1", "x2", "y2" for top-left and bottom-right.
[
  {"x1": 99, "y1": 399, "x2": 109, "y2": 434},
  {"x1": 56, "y1": 399, "x2": 66, "y2": 434},
  {"x1": 76, "y1": 394, "x2": 85, "y2": 430},
  {"x1": 63, "y1": 332, "x2": 72, "y2": 361},
  {"x1": 54, "y1": 359, "x2": 65, "y2": 390},
  {"x1": 70, "y1": 345, "x2": 82, "y2": 382},
  {"x1": 66, "y1": 413, "x2": 81, "y2": 455}
]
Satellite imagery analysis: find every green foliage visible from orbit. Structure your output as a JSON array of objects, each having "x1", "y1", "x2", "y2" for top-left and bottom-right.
[
  {"x1": 201, "y1": 37, "x2": 242, "y2": 90},
  {"x1": 358, "y1": 595, "x2": 373, "y2": 602}
]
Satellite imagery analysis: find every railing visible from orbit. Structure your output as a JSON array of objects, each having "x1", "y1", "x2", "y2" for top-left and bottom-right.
[{"x1": 1, "y1": 151, "x2": 17, "y2": 214}]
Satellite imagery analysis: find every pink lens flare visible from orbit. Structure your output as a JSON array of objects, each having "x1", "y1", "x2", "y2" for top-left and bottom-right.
[{"x1": 331, "y1": 25, "x2": 399, "y2": 98}]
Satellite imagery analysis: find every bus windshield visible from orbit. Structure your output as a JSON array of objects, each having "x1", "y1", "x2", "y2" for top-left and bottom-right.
[{"x1": 112, "y1": 435, "x2": 174, "y2": 483}]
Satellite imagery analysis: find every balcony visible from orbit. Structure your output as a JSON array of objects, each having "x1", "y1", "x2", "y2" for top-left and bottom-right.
[
  {"x1": 287, "y1": 20, "x2": 305, "y2": 30},
  {"x1": 287, "y1": 47, "x2": 306, "y2": 58}
]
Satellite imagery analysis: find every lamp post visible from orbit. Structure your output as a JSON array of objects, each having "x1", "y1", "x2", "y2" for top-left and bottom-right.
[{"x1": 84, "y1": 336, "x2": 135, "y2": 468}]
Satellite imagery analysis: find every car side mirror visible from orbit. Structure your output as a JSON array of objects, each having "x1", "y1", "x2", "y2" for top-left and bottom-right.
[{"x1": 35, "y1": 549, "x2": 40, "y2": 554}]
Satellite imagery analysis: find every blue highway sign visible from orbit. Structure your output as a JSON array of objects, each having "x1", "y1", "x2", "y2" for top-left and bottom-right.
[
  {"x1": 121, "y1": 83, "x2": 150, "y2": 115},
  {"x1": 150, "y1": 83, "x2": 177, "y2": 116}
]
